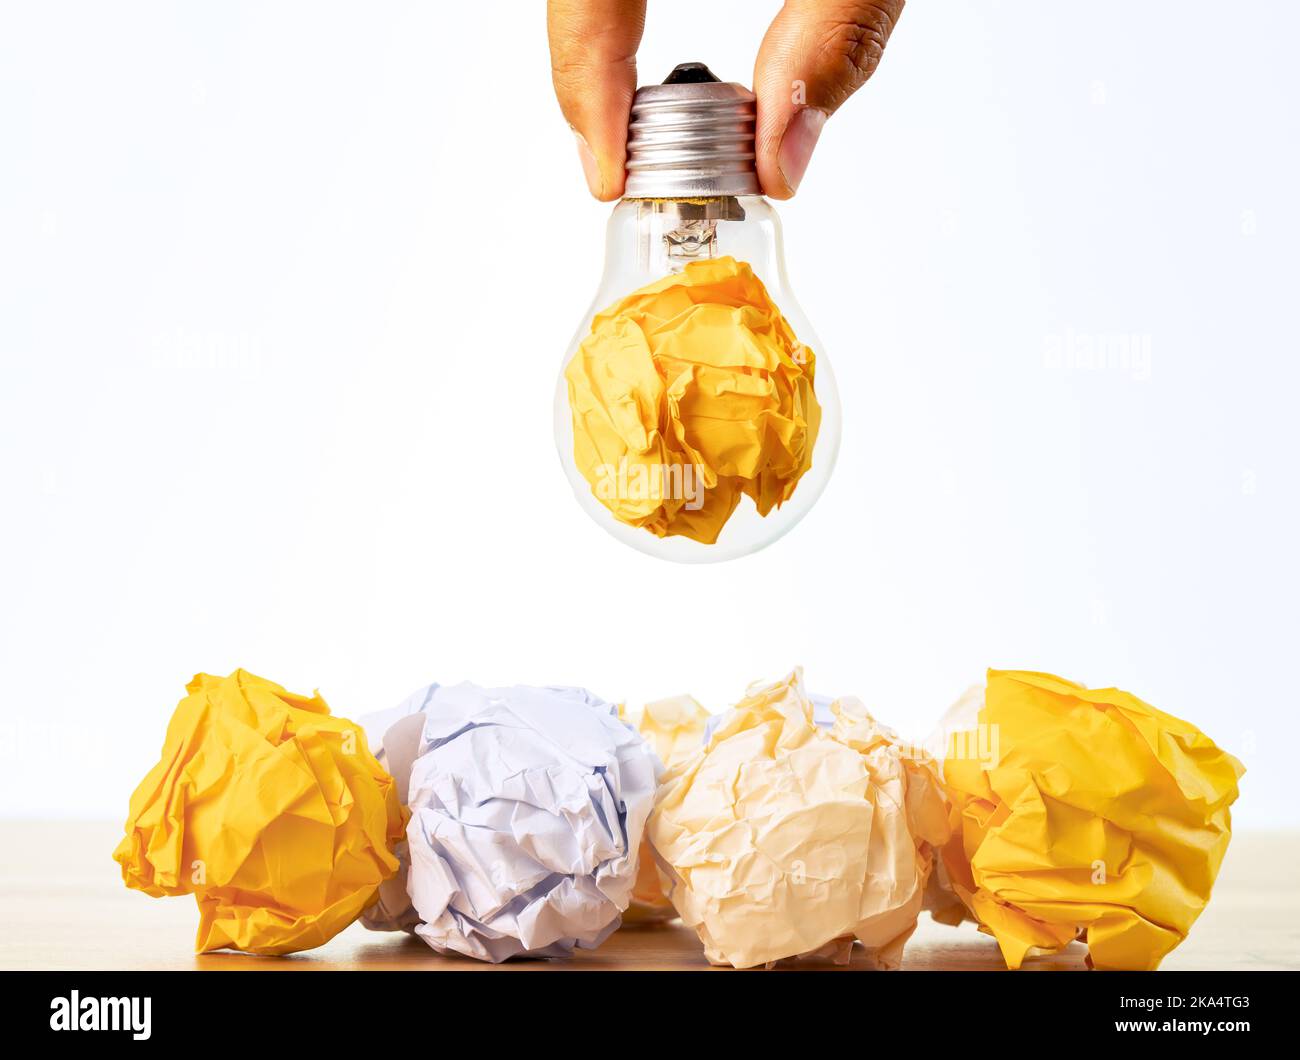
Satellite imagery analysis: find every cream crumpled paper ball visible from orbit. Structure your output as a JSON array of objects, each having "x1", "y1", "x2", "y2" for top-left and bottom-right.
[
  {"x1": 619, "y1": 695, "x2": 712, "y2": 923},
  {"x1": 646, "y1": 669, "x2": 950, "y2": 968}
]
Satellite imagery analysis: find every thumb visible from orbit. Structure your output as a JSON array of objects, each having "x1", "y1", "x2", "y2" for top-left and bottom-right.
[
  {"x1": 753, "y1": 0, "x2": 905, "y2": 199},
  {"x1": 547, "y1": 0, "x2": 647, "y2": 201}
]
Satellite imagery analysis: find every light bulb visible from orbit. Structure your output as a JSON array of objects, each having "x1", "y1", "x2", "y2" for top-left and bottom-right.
[{"x1": 554, "y1": 63, "x2": 841, "y2": 563}]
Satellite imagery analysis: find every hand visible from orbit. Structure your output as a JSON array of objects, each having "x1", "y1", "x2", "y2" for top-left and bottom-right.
[{"x1": 547, "y1": 0, "x2": 905, "y2": 201}]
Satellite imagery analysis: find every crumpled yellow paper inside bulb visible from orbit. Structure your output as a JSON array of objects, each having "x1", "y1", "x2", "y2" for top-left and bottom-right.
[
  {"x1": 113, "y1": 670, "x2": 407, "y2": 955},
  {"x1": 565, "y1": 256, "x2": 821, "y2": 544},
  {"x1": 619, "y1": 695, "x2": 712, "y2": 922},
  {"x1": 931, "y1": 669, "x2": 1244, "y2": 970},
  {"x1": 647, "y1": 670, "x2": 949, "y2": 967}
]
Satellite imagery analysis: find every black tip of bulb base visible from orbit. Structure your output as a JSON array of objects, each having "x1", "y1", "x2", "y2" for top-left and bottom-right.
[{"x1": 663, "y1": 62, "x2": 721, "y2": 85}]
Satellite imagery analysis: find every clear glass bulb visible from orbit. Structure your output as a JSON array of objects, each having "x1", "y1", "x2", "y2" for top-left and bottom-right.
[{"x1": 554, "y1": 195, "x2": 841, "y2": 563}]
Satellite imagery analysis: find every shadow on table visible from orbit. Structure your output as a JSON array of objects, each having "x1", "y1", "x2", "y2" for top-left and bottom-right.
[{"x1": 191, "y1": 920, "x2": 1091, "y2": 972}]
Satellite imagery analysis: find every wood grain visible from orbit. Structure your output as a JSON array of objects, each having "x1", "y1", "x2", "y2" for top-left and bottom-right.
[{"x1": 2, "y1": 822, "x2": 1295, "y2": 971}]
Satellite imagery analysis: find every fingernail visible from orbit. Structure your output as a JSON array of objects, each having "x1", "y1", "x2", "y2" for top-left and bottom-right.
[
  {"x1": 573, "y1": 129, "x2": 603, "y2": 199},
  {"x1": 777, "y1": 108, "x2": 827, "y2": 194}
]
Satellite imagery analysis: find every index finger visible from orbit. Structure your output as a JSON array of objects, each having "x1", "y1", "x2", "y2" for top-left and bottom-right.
[{"x1": 547, "y1": 0, "x2": 648, "y2": 200}]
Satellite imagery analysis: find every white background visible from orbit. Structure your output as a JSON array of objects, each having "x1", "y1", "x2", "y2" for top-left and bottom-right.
[{"x1": 1, "y1": 1, "x2": 1296, "y2": 827}]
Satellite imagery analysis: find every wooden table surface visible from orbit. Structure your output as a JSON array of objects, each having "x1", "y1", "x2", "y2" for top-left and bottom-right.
[{"x1": 2, "y1": 822, "x2": 1296, "y2": 971}]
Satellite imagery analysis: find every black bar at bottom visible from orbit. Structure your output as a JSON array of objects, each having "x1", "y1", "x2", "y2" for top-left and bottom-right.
[{"x1": 3, "y1": 968, "x2": 1285, "y2": 1046}]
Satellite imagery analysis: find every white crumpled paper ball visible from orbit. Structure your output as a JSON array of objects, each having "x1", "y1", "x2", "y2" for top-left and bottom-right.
[
  {"x1": 364, "y1": 681, "x2": 659, "y2": 962},
  {"x1": 357, "y1": 683, "x2": 439, "y2": 934}
]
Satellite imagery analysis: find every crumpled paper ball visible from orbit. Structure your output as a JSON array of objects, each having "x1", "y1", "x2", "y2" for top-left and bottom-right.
[
  {"x1": 647, "y1": 669, "x2": 950, "y2": 968},
  {"x1": 113, "y1": 670, "x2": 407, "y2": 955},
  {"x1": 379, "y1": 681, "x2": 658, "y2": 961},
  {"x1": 930, "y1": 669, "x2": 1244, "y2": 970},
  {"x1": 632, "y1": 694, "x2": 713, "y2": 770},
  {"x1": 356, "y1": 684, "x2": 438, "y2": 934},
  {"x1": 565, "y1": 255, "x2": 821, "y2": 544},
  {"x1": 620, "y1": 695, "x2": 712, "y2": 922},
  {"x1": 703, "y1": 691, "x2": 837, "y2": 742}
]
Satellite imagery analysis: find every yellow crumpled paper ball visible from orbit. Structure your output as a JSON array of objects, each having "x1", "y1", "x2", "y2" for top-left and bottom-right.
[
  {"x1": 113, "y1": 670, "x2": 407, "y2": 955},
  {"x1": 647, "y1": 670, "x2": 949, "y2": 967},
  {"x1": 620, "y1": 695, "x2": 712, "y2": 923},
  {"x1": 931, "y1": 669, "x2": 1244, "y2": 970},
  {"x1": 565, "y1": 255, "x2": 821, "y2": 544}
]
